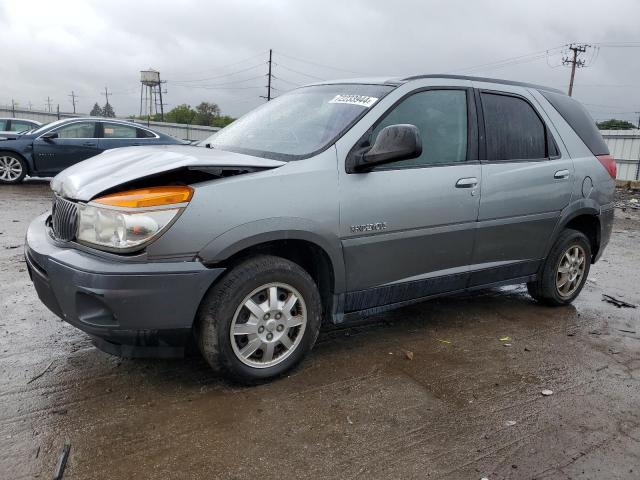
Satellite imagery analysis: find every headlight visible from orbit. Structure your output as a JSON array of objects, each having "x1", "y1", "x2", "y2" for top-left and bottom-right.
[{"x1": 76, "y1": 186, "x2": 193, "y2": 251}]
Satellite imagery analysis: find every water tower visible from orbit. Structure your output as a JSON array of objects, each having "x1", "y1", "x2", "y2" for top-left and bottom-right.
[{"x1": 139, "y1": 69, "x2": 164, "y2": 121}]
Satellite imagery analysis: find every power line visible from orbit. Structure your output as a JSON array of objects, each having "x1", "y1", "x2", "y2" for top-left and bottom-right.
[
  {"x1": 109, "y1": 86, "x2": 140, "y2": 95},
  {"x1": 171, "y1": 51, "x2": 268, "y2": 78},
  {"x1": 276, "y1": 51, "x2": 368, "y2": 76},
  {"x1": 272, "y1": 75, "x2": 302, "y2": 87},
  {"x1": 172, "y1": 75, "x2": 265, "y2": 88},
  {"x1": 171, "y1": 84, "x2": 264, "y2": 90},
  {"x1": 593, "y1": 41, "x2": 640, "y2": 48},
  {"x1": 168, "y1": 63, "x2": 266, "y2": 83},
  {"x1": 448, "y1": 46, "x2": 565, "y2": 74},
  {"x1": 273, "y1": 63, "x2": 326, "y2": 81},
  {"x1": 172, "y1": 71, "x2": 290, "y2": 91}
]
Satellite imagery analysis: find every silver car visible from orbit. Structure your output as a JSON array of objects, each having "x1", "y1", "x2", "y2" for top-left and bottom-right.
[{"x1": 25, "y1": 75, "x2": 615, "y2": 383}]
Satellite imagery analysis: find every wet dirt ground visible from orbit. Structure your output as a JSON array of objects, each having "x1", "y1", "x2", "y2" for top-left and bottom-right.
[{"x1": 1, "y1": 181, "x2": 639, "y2": 480}]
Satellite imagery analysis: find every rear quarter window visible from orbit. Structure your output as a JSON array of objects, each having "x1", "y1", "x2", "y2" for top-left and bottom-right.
[
  {"x1": 136, "y1": 128, "x2": 156, "y2": 138},
  {"x1": 539, "y1": 90, "x2": 609, "y2": 156}
]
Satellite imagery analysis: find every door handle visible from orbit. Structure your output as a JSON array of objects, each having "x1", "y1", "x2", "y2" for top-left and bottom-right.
[
  {"x1": 554, "y1": 169, "x2": 570, "y2": 179},
  {"x1": 455, "y1": 177, "x2": 478, "y2": 188},
  {"x1": 82, "y1": 142, "x2": 96, "y2": 147}
]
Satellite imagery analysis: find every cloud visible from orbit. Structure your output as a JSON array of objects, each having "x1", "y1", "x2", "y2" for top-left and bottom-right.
[{"x1": 1, "y1": 0, "x2": 639, "y2": 122}]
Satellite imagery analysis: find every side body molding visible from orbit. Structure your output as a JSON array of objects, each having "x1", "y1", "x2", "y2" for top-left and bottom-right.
[{"x1": 198, "y1": 217, "x2": 347, "y2": 294}]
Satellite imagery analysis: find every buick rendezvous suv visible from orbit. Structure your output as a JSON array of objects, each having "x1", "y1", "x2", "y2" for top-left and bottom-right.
[{"x1": 25, "y1": 75, "x2": 615, "y2": 383}]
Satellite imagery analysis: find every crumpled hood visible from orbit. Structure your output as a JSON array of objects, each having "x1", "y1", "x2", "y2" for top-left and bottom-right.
[{"x1": 51, "y1": 145, "x2": 285, "y2": 201}]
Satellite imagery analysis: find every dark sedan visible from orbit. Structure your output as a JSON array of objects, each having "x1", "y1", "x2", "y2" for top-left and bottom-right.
[{"x1": 0, "y1": 118, "x2": 185, "y2": 184}]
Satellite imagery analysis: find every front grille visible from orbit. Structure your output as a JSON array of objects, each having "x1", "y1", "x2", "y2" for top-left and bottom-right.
[{"x1": 51, "y1": 196, "x2": 78, "y2": 241}]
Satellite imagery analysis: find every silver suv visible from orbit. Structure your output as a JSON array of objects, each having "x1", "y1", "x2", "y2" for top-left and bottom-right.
[{"x1": 25, "y1": 75, "x2": 615, "y2": 383}]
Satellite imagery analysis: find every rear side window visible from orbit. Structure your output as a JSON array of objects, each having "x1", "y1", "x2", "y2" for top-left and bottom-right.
[
  {"x1": 539, "y1": 90, "x2": 609, "y2": 156},
  {"x1": 481, "y1": 93, "x2": 546, "y2": 160},
  {"x1": 103, "y1": 123, "x2": 137, "y2": 138}
]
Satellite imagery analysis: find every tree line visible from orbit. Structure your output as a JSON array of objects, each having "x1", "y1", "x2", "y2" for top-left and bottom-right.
[
  {"x1": 89, "y1": 101, "x2": 235, "y2": 128},
  {"x1": 596, "y1": 119, "x2": 638, "y2": 130},
  {"x1": 90, "y1": 102, "x2": 115, "y2": 117},
  {"x1": 136, "y1": 102, "x2": 235, "y2": 128}
]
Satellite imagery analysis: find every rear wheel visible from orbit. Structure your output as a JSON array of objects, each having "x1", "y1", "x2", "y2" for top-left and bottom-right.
[
  {"x1": 527, "y1": 229, "x2": 591, "y2": 306},
  {"x1": 0, "y1": 152, "x2": 27, "y2": 184},
  {"x1": 197, "y1": 255, "x2": 322, "y2": 384}
]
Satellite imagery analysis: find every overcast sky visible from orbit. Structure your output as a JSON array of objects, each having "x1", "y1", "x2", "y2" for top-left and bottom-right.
[{"x1": 1, "y1": 0, "x2": 639, "y2": 124}]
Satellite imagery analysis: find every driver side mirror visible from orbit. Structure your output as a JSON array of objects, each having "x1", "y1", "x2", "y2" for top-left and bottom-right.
[
  {"x1": 349, "y1": 124, "x2": 422, "y2": 172},
  {"x1": 41, "y1": 131, "x2": 59, "y2": 142}
]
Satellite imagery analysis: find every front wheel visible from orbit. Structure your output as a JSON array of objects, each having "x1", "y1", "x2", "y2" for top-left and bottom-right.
[
  {"x1": 197, "y1": 255, "x2": 322, "y2": 384},
  {"x1": 527, "y1": 229, "x2": 591, "y2": 306},
  {"x1": 0, "y1": 152, "x2": 27, "y2": 184}
]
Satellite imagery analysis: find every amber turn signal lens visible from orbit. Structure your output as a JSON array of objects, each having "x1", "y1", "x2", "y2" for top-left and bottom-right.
[{"x1": 94, "y1": 186, "x2": 194, "y2": 208}]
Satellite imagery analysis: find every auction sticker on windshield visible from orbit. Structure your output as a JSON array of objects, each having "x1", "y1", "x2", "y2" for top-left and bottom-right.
[{"x1": 329, "y1": 94, "x2": 378, "y2": 108}]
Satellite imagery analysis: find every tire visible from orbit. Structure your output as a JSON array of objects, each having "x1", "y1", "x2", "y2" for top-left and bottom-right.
[
  {"x1": 527, "y1": 229, "x2": 591, "y2": 306},
  {"x1": 197, "y1": 255, "x2": 322, "y2": 384},
  {"x1": 0, "y1": 152, "x2": 27, "y2": 184}
]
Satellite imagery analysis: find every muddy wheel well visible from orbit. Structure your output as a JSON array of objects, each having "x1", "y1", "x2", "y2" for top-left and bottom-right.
[
  {"x1": 220, "y1": 240, "x2": 335, "y2": 320},
  {"x1": 565, "y1": 215, "x2": 600, "y2": 260}
]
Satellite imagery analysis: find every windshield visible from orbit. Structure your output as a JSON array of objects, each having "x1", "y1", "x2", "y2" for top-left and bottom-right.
[{"x1": 200, "y1": 84, "x2": 395, "y2": 160}]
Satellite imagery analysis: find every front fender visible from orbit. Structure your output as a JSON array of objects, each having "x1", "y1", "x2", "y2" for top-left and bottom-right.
[{"x1": 198, "y1": 217, "x2": 346, "y2": 293}]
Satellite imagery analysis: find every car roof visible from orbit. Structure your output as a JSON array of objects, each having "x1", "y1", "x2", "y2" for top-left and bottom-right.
[
  {"x1": 311, "y1": 74, "x2": 564, "y2": 95},
  {"x1": 0, "y1": 117, "x2": 42, "y2": 124},
  {"x1": 58, "y1": 117, "x2": 140, "y2": 123},
  {"x1": 37, "y1": 117, "x2": 158, "y2": 130}
]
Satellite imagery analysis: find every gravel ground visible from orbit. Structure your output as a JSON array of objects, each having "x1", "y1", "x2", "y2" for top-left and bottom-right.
[{"x1": 1, "y1": 181, "x2": 639, "y2": 479}]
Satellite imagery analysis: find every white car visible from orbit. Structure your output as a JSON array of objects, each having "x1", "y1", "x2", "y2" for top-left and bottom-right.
[{"x1": 0, "y1": 118, "x2": 42, "y2": 137}]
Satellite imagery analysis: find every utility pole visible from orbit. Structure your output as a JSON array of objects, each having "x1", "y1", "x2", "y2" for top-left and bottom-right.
[
  {"x1": 28, "y1": 101, "x2": 33, "y2": 111},
  {"x1": 158, "y1": 77, "x2": 165, "y2": 121},
  {"x1": 56, "y1": 104, "x2": 60, "y2": 120},
  {"x1": 562, "y1": 44, "x2": 589, "y2": 97},
  {"x1": 69, "y1": 91, "x2": 77, "y2": 114},
  {"x1": 103, "y1": 86, "x2": 111, "y2": 107},
  {"x1": 267, "y1": 49, "x2": 272, "y2": 101},
  {"x1": 11, "y1": 99, "x2": 15, "y2": 117},
  {"x1": 46, "y1": 96, "x2": 53, "y2": 112}
]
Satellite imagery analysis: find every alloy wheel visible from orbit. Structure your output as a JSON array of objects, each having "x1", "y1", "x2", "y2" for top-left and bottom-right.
[
  {"x1": 0, "y1": 155, "x2": 23, "y2": 182},
  {"x1": 230, "y1": 282, "x2": 307, "y2": 368},
  {"x1": 555, "y1": 244, "x2": 586, "y2": 298}
]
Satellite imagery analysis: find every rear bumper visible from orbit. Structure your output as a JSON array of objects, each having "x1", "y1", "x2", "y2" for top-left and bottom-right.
[
  {"x1": 25, "y1": 213, "x2": 224, "y2": 357},
  {"x1": 595, "y1": 205, "x2": 614, "y2": 262}
]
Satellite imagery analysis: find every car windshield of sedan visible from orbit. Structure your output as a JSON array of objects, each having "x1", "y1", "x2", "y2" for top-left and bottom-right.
[
  {"x1": 199, "y1": 84, "x2": 395, "y2": 161},
  {"x1": 30, "y1": 119, "x2": 67, "y2": 135}
]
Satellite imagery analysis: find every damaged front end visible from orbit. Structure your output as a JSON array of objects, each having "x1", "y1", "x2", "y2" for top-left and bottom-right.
[
  {"x1": 26, "y1": 144, "x2": 287, "y2": 356},
  {"x1": 47, "y1": 145, "x2": 285, "y2": 254},
  {"x1": 51, "y1": 144, "x2": 285, "y2": 201}
]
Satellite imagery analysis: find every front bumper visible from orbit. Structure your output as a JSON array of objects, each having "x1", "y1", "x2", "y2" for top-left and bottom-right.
[{"x1": 25, "y1": 213, "x2": 224, "y2": 357}]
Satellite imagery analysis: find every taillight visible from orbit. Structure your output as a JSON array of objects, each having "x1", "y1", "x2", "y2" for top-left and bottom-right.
[{"x1": 596, "y1": 154, "x2": 617, "y2": 179}]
